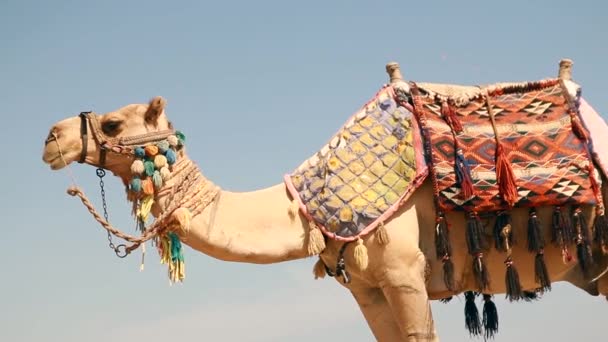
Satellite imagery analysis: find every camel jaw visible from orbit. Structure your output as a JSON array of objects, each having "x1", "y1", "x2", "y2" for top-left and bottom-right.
[{"x1": 42, "y1": 143, "x2": 77, "y2": 170}]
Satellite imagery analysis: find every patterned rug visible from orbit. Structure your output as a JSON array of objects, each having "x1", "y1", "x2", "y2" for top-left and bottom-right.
[
  {"x1": 411, "y1": 79, "x2": 599, "y2": 212},
  {"x1": 284, "y1": 87, "x2": 427, "y2": 241}
]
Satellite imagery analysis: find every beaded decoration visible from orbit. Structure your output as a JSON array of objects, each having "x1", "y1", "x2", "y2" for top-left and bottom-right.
[{"x1": 128, "y1": 131, "x2": 187, "y2": 283}]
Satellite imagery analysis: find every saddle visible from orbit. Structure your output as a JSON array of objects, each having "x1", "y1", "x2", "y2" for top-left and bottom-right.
[{"x1": 285, "y1": 68, "x2": 608, "y2": 299}]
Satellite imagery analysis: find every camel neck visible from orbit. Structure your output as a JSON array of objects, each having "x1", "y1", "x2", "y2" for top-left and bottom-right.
[{"x1": 155, "y1": 156, "x2": 310, "y2": 264}]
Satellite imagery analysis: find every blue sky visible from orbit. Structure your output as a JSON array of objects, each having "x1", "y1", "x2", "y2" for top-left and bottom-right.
[{"x1": 1, "y1": 0, "x2": 607, "y2": 341}]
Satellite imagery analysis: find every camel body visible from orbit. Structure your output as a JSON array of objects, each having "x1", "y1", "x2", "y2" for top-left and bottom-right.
[{"x1": 42, "y1": 62, "x2": 608, "y2": 341}]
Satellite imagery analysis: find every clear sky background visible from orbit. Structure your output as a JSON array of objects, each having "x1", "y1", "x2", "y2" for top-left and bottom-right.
[{"x1": 1, "y1": 1, "x2": 607, "y2": 341}]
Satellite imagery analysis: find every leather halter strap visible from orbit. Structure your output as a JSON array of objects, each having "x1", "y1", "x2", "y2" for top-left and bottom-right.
[
  {"x1": 77, "y1": 111, "x2": 175, "y2": 168},
  {"x1": 78, "y1": 112, "x2": 90, "y2": 164}
]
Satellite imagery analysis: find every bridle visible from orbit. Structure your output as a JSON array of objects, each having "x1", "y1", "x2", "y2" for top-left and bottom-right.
[
  {"x1": 77, "y1": 111, "x2": 176, "y2": 168},
  {"x1": 73, "y1": 111, "x2": 178, "y2": 257}
]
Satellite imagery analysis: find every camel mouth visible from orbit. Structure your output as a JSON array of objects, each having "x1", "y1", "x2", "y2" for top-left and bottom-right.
[{"x1": 42, "y1": 144, "x2": 76, "y2": 170}]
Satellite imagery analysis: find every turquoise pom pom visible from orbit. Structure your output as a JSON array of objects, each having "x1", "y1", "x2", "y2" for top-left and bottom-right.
[
  {"x1": 134, "y1": 147, "x2": 145, "y2": 158},
  {"x1": 165, "y1": 149, "x2": 176, "y2": 165},
  {"x1": 176, "y1": 131, "x2": 186, "y2": 146},
  {"x1": 152, "y1": 170, "x2": 163, "y2": 189},
  {"x1": 157, "y1": 140, "x2": 170, "y2": 153},
  {"x1": 130, "y1": 177, "x2": 142, "y2": 192},
  {"x1": 144, "y1": 160, "x2": 155, "y2": 176}
]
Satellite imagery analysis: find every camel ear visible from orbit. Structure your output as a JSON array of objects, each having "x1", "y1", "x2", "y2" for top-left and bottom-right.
[{"x1": 145, "y1": 96, "x2": 166, "y2": 126}]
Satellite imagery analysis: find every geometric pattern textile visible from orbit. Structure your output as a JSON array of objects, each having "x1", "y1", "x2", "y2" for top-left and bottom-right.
[
  {"x1": 284, "y1": 87, "x2": 427, "y2": 241},
  {"x1": 411, "y1": 79, "x2": 597, "y2": 212}
]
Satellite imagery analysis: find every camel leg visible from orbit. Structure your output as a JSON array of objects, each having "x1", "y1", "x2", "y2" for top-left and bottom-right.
[
  {"x1": 350, "y1": 286, "x2": 403, "y2": 342},
  {"x1": 380, "y1": 253, "x2": 438, "y2": 341}
]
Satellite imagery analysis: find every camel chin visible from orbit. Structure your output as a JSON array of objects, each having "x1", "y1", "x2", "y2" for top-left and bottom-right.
[{"x1": 42, "y1": 144, "x2": 77, "y2": 170}]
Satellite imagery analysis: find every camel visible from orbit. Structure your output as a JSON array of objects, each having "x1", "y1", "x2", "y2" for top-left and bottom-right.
[{"x1": 41, "y1": 60, "x2": 608, "y2": 341}]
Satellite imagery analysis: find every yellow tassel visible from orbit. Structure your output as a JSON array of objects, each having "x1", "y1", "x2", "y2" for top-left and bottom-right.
[
  {"x1": 138, "y1": 195, "x2": 154, "y2": 221},
  {"x1": 288, "y1": 199, "x2": 300, "y2": 219},
  {"x1": 172, "y1": 207, "x2": 192, "y2": 233},
  {"x1": 307, "y1": 222, "x2": 326, "y2": 255},
  {"x1": 140, "y1": 243, "x2": 146, "y2": 271},
  {"x1": 159, "y1": 236, "x2": 171, "y2": 265},
  {"x1": 375, "y1": 222, "x2": 390, "y2": 245},
  {"x1": 353, "y1": 238, "x2": 369, "y2": 270},
  {"x1": 313, "y1": 258, "x2": 327, "y2": 279}
]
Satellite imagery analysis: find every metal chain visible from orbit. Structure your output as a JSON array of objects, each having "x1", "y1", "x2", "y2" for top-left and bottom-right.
[{"x1": 97, "y1": 168, "x2": 127, "y2": 258}]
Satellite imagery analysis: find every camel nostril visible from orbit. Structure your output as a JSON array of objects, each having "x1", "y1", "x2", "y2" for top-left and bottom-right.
[{"x1": 45, "y1": 129, "x2": 58, "y2": 145}]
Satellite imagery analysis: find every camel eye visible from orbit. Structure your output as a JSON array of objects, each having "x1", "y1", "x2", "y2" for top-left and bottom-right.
[{"x1": 102, "y1": 120, "x2": 122, "y2": 135}]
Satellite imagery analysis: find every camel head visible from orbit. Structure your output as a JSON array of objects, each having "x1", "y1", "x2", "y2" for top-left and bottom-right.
[{"x1": 42, "y1": 96, "x2": 175, "y2": 180}]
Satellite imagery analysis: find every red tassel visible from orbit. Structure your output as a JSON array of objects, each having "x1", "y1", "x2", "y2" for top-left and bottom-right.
[
  {"x1": 442, "y1": 101, "x2": 463, "y2": 133},
  {"x1": 495, "y1": 144, "x2": 518, "y2": 207}
]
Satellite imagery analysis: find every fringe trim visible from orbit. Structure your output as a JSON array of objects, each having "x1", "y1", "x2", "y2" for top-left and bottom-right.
[
  {"x1": 442, "y1": 256, "x2": 455, "y2": 291},
  {"x1": 375, "y1": 222, "x2": 390, "y2": 245},
  {"x1": 527, "y1": 208, "x2": 544, "y2": 252},
  {"x1": 495, "y1": 144, "x2": 518, "y2": 207},
  {"x1": 353, "y1": 238, "x2": 369, "y2": 270},
  {"x1": 307, "y1": 222, "x2": 326, "y2": 255},
  {"x1": 535, "y1": 251, "x2": 551, "y2": 293},
  {"x1": 593, "y1": 208, "x2": 608, "y2": 254},
  {"x1": 441, "y1": 100, "x2": 463, "y2": 132},
  {"x1": 552, "y1": 206, "x2": 575, "y2": 247},
  {"x1": 482, "y1": 294, "x2": 499, "y2": 340},
  {"x1": 313, "y1": 258, "x2": 327, "y2": 279},
  {"x1": 466, "y1": 212, "x2": 486, "y2": 254},
  {"x1": 504, "y1": 257, "x2": 523, "y2": 301},
  {"x1": 455, "y1": 149, "x2": 474, "y2": 200},
  {"x1": 573, "y1": 206, "x2": 593, "y2": 275},
  {"x1": 464, "y1": 291, "x2": 482, "y2": 337},
  {"x1": 473, "y1": 253, "x2": 490, "y2": 291}
]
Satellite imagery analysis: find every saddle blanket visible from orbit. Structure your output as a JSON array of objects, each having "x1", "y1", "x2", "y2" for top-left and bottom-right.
[
  {"x1": 284, "y1": 80, "x2": 608, "y2": 242},
  {"x1": 284, "y1": 87, "x2": 427, "y2": 241},
  {"x1": 411, "y1": 79, "x2": 598, "y2": 212}
]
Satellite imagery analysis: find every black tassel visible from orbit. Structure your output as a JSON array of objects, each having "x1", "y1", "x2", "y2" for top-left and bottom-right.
[
  {"x1": 443, "y1": 256, "x2": 456, "y2": 291},
  {"x1": 466, "y1": 212, "x2": 487, "y2": 254},
  {"x1": 439, "y1": 296, "x2": 453, "y2": 303},
  {"x1": 494, "y1": 211, "x2": 513, "y2": 252},
  {"x1": 464, "y1": 291, "x2": 482, "y2": 337},
  {"x1": 482, "y1": 294, "x2": 499, "y2": 340},
  {"x1": 527, "y1": 208, "x2": 544, "y2": 252},
  {"x1": 593, "y1": 210, "x2": 608, "y2": 254},
  {"x1": 551, "y1": 206, "x2": 572, "y2": 247},
  {"x1": 573, "y1": 207, "x2": 593, "y2": 275},
  {"x1": 534, "y1": 251, "x2": 551, "y2": 293},
  {"x1": 435, "y1": 213, "x2": 451, "y2": 258},
  {"x1": 522, "y1": 290, "x2": 540, "y2": 302},
  {"x1": 504, "y1": 257, "x2": 523, "y2": 301},
  {"x1": 473, "y1": 254, "x2": 490, "y2": 291}
]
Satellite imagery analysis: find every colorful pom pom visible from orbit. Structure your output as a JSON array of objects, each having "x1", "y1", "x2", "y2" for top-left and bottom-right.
[
  {"x1": 141, "y1": 178, "x2": 154, "y2": 195},
  {"x1": 176, "y1": 131, "x2": 186, "y2": 145},
  {"x1": 144, "y1": 160, "x2": 155, "y2": 176},
  {"x1": 145, "y1": 145, "x2": 159, "y2": 157},
  {"x1": 130, "y1": 160, "x2": 145, "y2": 175},
  {"x1": 134, "y1": 147, "x2": 146, "y2": 158},
  {"x1": 160, "y1": 166, "x2": 171, "y2": 181},
  {"x1": 157, "y1": 141, "x2": 170, "y2": 153},
  {"x1": 167, "y1": 135, "x2": 179, "y2": 147},
  {"x1": 154, "y1": 154, "x2": 167, "y2": 169},
  {"x1": 152, "y1": 170, "x2": 163, "y2": 189},
  {"x1": 165, "y1": 149, "x2": 177, "y2": 165},
  {"x1": 130, "y1": 177, "x2": 142, "y2": 192}
]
